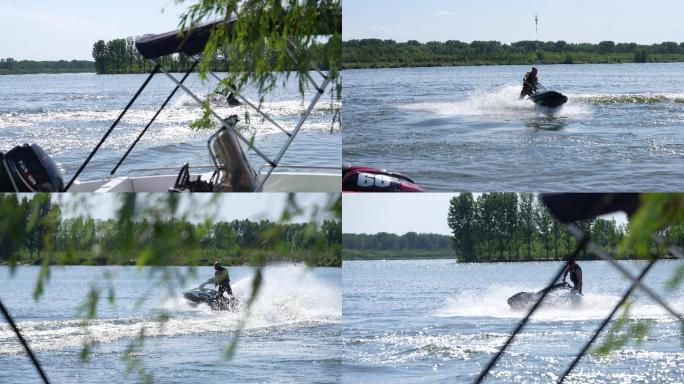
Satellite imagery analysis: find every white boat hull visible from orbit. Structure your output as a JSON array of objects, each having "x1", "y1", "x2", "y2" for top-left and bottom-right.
[{"x1": 68, "y1": 171, "x2": 340, "y2": 192}]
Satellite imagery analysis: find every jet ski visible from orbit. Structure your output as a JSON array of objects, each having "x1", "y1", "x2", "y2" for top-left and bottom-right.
[
  {"x1": 527, "y1": 84, "x2": 568, "y2": 108},
  {"x1": 529, "y1": 91, "x2": 568, "y2": 108},
  {"x1": 507, "y1": 282, "x2": 581, "y2": 310},
  {"x1": 183, "y1": 281, "x2": 240, "y2": 311},
  {"x1": 342, "y1": 165, "x2": 424, "y2": 192}
]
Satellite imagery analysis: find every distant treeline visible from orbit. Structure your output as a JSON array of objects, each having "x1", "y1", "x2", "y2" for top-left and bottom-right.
[
  {"x1": 91, "y1": 37, "x2": 335, "y2": 74},
  {"x1": 449, "y1": 193, "x2": 681, "y2": 262},
  {"x1": 342, "y1": 193, "x2": 684, "y2": 262},
  {"x1": 0, "y1": 58, "x2": 94, "y2": 75},
  {"x1": 342, "y1": 39, "x2": 684, "y2": 69},
  {"x1": 1, "y1": 195, "x2": 341, "y2": 267},
  {"x1": 343, "y1": 232, "x2": 452, "y2": 260},
  {"x1": 92, "y1": 38, "x2": 196, "y2": 74}
]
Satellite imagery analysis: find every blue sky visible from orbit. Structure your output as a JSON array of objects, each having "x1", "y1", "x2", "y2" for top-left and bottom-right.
[
  {"x1": 343, "y1": 193, "x2": 458, "y2": 235},
  {"x1": 344, "y1": 0, "x2": 684, "y2": 44},
  {"x1": 1, "y1": 0, "x2": 186, "y2": 60},
  {"x1": 5, "y1": 1, "x2": 683, "y2": 60}
]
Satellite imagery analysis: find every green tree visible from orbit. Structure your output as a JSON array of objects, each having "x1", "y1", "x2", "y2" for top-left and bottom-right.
[
  {"x1": 535, "y1": 199, "x2": 554, "y2": 258},
  {"x1": 92, "y1": 40, "x2": 107, "y2": 74},
  {"x1": 635, "y1": 50, "x2": 649, "y2": 63},
  {"x1": 0, "y1": 194, "x2": 25, "y2": 262},
  {"x1": 22, "y1": 195, "x2": 61, "y2": 259},
  {"x1": 519, "y1": 193, "x2": 536, "y2": 259},
  {"x1": 213, "y1": 222, "x2": 237, "y2": 250},
  {"x1": 448, "y1": 193, "x2": 476, "y2": 261},
  {"x1": 598, "y1": 40, "x2": 616, "y2": 54},
  {"x1": 322, "y1": 219, "x2": 342, "y2": 245},
  {"x1": 176, "y1": 0, "x2": 341, "y2": 99},
  {"x1": 500, "y1": 193, "x2": 519, "y2": 258}
]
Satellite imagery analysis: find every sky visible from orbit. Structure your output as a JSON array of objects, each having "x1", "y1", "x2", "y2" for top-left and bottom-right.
[
  {"x1": 5, "y1": 1, "x2": 683, "y2": 60},
  {"x1": 343, "y1": 193, "x2": 457, "y2": 235},
  {"x1": 343, "y1": 193, "x2": 627, "y2": 236},
  {"x1": 0, "y1": 0, "x2": 187, "y2": 60},
  {"x1": 54, "y1": 193, "x2": 335, "y2": 223},
  {"x1": 343, "y1": 0, "x2": 684, "y2": 44}
]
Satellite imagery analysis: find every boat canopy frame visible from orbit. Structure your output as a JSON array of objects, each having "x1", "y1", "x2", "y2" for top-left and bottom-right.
[{"x1": 64, "y1": 17, "x2": 334, "y2": 192}]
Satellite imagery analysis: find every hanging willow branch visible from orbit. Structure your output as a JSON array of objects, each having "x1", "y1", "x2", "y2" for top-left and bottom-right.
[{"x1": 176, "y1": 0, "x2": 341, "y2": 100}]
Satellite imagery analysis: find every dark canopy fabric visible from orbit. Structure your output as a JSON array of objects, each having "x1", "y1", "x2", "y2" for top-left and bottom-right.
[
  {"x1": 135, "y1": 17, "x2": 237, "y2": 59},
  {"x1": 135, "y1": 6, "x2": 341, "y2": 61},
  {"x1": 541, "y1": 193, "x2": 641, "y2": 224}
]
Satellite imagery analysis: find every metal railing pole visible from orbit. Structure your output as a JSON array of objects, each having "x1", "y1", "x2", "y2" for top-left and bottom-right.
[
  {"x1": 557, "y1": 258, "x2": 659, "y2": 383},
  {"x1": 0, "y1": 297, "x2": 50, "y2": 383},
  {"x1": 567, "y1": 224, "x2": 683, "y2": 322},
  {"x1": 155, "y1": 62, "x2": 274, "y2": 165},
  {"x1": 474, "y1": 237, "x2": 589, "y2": 383},
  {"x1": 64, "y1": 63, "x2": 160, "y2": 190},
  {"x1": 256, "y1": 75, "x2": 331, "y2": 191},
  {"x1": 110, "y1": 61, "x2": 198, "y2": 175},
  {"x1": 206, "y1": 71, "x2": 291, "y2": 136}
]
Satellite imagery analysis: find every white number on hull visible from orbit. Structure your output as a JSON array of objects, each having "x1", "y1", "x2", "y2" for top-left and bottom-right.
[{"x1": 357, "y1": 173, "x2": 392, "y2": 188}]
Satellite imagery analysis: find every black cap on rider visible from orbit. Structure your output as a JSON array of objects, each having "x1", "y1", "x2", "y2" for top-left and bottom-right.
[{"x1": 214, "y1": 261, "x2": 221, "y2": 270}]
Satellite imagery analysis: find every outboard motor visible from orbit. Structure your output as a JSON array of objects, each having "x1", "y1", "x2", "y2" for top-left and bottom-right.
[
  {"x1": 342, "y1": 165, "x2": 423, "y2": 192},
  {"x1": 0, "y1": 144, "x2": 63, "y2": 192}
]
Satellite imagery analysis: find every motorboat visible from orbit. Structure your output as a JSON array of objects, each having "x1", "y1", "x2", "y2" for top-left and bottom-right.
[{"x1": 1, "y1": 17, "x2": 340, "y2": 193}]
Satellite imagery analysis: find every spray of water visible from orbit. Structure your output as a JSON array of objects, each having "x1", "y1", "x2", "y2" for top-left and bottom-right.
[
  {"x1": 0, "y1": 264, "x2": 340, "y2": 355},
  {"x1": 433, "y1": 284, "x2": 683, "y2": 322},
  {"x1": 571, "y1": 92, "x2": 684, "y2": 105},
  {"x1": 397, "y1": 85, "x2": 590, "y2": 119}
]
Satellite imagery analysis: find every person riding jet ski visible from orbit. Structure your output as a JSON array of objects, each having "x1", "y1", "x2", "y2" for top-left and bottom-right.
[
  {"x1": 218, "y1": 85, "x2": 242, "y2": 107},
  {"x1": 182, "y1": 262, "x2": 238, "y2": 311},
  {"x1": 212, "y1": 261, "x2": 233, "y2": 298},
  {"x1": 519, "y1": 67, "x2": 539, "y2": 99},
  {"x1": 562, "y1": 259, "x2": 583, "y2": 294}
]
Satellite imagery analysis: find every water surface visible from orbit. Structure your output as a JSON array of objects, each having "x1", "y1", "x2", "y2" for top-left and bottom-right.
[
  {"x1": 0, "y1": 264, "x2": 341, "y2": 383},
  {"x1": 343, "y1": 259, "x2": 684, "y2": 383},
  {"x1": 0, "y1": 73, "x2": 340, "y2": 182},
  {"x1": 342, "y1": 63, "x2": 684, "y2": 191}
]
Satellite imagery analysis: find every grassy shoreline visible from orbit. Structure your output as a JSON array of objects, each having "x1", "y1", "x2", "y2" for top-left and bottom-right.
[
  {"x1": 0, "y1": 59, "x2": 95, "y2": 75},
  {"x1": 343, "y1": 39, "x2": 684, "y2": 70},
  {"x1": 342, "y1": 58, "x2": 684, "y2": 70},
  {"x1": 343, "y1": 249, "x2": 453, "y2": 260},
  {"x1": 4, "y1": 249, "x2": 341, "y2": 268},
  {"x1": 0, "y1": 69, "x2": 95, "y2": 75},
  {"x1": 342, "y1": 250, "x2": 673, "y2": 262}
]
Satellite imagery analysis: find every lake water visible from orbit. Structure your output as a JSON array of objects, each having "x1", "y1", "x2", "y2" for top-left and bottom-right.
[
  {"x1": 0, "y1": 73, "x2": 341, "y2": 183},
  {"x1": 0, "y1": 264, "x2": 341, "y2": 383},
  {"x1": 342, "y1": 63, "x2": 684, "y2": 191},
  {"x1": 343, "y1": 259, "x2": 684, "y2": 383}
]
